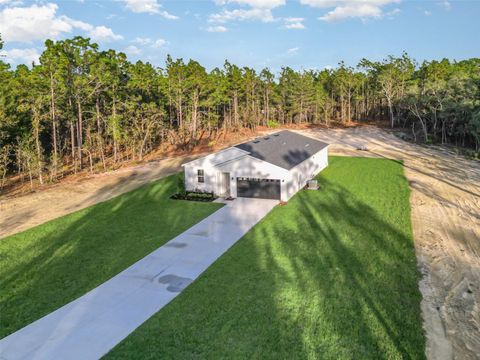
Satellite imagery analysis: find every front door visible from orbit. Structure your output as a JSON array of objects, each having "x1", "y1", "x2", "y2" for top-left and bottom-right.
[{"x1": 222, "y1": 172, "x2": 230, "y2": 197}]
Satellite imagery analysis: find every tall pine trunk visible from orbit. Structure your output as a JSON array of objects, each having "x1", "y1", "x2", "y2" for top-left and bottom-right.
[
  {"x1": 49, "y1": 73, "x2": 58, "y2": 177},
  {"x1": 112, "y1": 97, "x2": 118, "y2": 163},
  {"x1": 77, "y1": 99, "x2": 83, "y2": 170},
  {"x1": 233, "y1": 90, "x2": 238, "y2": 127},
  {"x1": 191, "y1": 90, "x2": 198, "y2": 141},
  {"x1": 33, "y1": 106, "x2": 43, "y2": 185},
  {"x1": 70, "y1": 120, "x2": 76, "y2": 174}
]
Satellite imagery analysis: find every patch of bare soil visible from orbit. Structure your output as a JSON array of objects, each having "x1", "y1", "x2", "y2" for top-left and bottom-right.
[
  {"x1": 0, "y1": 155, "x2": 194, "y2": 239},
  {"x1": 0, "y1": 128, "x2": 259, "y2": 238},
  {"x1": 301, "y1": 126, "x2": 480, "y2": 360},
  {"x1": 1, "y1": 127, "x2": 259, "y2": 198},
  {"x1": 0, "y1": 125, "x2": 478, "y2": 359}
]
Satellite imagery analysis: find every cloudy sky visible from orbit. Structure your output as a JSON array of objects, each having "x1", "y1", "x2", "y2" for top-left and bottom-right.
[{"x1": 0, "y1": 0, "x2": 478, "y2": 71}]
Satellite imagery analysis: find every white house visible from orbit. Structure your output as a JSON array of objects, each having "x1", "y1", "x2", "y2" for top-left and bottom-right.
[{"x1": 182, "y1": 130, "x2": 329, "y2": 202}]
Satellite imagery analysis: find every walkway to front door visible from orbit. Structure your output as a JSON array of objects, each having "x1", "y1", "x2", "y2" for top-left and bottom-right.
[{"x1": 0, "y1": 198, "x2": 278, "y2": 360}]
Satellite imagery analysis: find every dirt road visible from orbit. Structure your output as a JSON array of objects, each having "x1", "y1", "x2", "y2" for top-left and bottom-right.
[{"x1": 1, "y1": 126, "x2": 478, "y2": 359}]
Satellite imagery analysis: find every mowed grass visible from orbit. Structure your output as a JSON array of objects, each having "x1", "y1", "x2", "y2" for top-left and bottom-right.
[
  {"x1": 107, "y1": 156, "x2": 425, "y2": 359},
  {"x1": 0, "y1": 175, "x2": 223, "y2": 339}
]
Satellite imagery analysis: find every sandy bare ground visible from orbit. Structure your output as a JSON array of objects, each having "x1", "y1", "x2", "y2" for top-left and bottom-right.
[
  {"x1": 0, "y1": 154, "x2": 201, "y2": 239},
  {"x1": 0, "y1": 126, "x2": 478, "y2": 359}
]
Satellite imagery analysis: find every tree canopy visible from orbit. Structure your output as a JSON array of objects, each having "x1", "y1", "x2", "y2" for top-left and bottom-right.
[{"x1": 0, "y1": 36, "x2": 479, "y2": 190}]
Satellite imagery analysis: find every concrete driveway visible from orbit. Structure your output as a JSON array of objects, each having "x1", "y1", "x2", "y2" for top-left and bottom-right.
[{"x1": 0, "y1": 198, "x2": 278, "y2": 360}]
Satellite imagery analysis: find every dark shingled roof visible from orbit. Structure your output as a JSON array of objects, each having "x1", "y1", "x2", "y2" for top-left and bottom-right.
[{"x1": 234, "y1": 130, "x2": 328, "y2": 170}]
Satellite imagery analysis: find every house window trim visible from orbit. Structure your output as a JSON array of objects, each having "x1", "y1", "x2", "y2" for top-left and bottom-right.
[{"x1": 197, "y1": 169, "x2": 205, "y2": 183}]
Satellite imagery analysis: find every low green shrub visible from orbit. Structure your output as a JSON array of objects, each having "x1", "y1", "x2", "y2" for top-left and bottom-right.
[
  {"x1": 171, "y1": 190, "x2": 216, "y2": 202},
  {"x1": 267, "y1": 120, "x2": 279, "y2": 128}
]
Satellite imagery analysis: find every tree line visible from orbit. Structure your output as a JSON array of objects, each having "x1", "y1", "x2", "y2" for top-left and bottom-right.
[{"x1": 0, "y1": 35, "x2": 479, "y2": 190}]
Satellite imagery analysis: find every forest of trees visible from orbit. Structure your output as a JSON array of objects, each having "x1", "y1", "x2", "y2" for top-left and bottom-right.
[{"x1": 0, "y1": 35, "x2": 479, "y2": 190}]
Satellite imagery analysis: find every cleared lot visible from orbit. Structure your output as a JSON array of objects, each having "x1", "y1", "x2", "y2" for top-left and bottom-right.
[
  {"x1": 107, "y1": 157, "x2": 425, "y2": 359},
  {"x1": 1, "y1": 125, "x2": 478, "y2": 358}
]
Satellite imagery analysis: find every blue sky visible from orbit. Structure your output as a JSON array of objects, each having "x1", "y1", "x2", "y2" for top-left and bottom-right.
[{"x1": 0, "y1": 0, "x2": 479, "y2": 72}]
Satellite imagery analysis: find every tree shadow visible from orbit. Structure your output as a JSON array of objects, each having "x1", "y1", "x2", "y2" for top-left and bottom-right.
[
  {"x1": 106, "y1": 156, "x2": 425, "y2": 359},
  {"x1": 243, "y1": 170, "x2": 423, "y2": 358}
]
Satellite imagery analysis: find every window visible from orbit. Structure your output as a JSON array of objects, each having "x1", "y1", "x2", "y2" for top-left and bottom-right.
[{"x1": 197, "y1": 169, "x2": 205, "y2": 183}]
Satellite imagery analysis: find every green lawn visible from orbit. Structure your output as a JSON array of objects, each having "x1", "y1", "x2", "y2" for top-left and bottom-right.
[
  {"x1": 107, "y1": 156, "x2": 425, "y2": 359},
  {"x1": 0, "y1": 175, "x2": 223, "y2": 339}
]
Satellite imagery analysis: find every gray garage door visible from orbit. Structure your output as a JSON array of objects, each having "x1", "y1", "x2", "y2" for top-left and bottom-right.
[{"x1": 236, "y1": 177, "x2": 281, "y2": 200}]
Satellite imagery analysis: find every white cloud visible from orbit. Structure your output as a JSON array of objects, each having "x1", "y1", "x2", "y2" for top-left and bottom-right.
[
  {"x1": 151, "y1": 38, "x2": 166, "y2": 48},
  {"x1": 209, "y1": 8, "x2": 275, "y2": 22},
  {"x1": 123, "y1": 0, "x2": 178, "y2": 19},
  {"x1": 284, "y1": 17, "x2": 304, "y2": 22},
  {"x1": 214, "y1": 0, "x2": 285, "y2": 8},
  {"x1": 385, "y1": 7, "x2": 400, "y2": 18},
  {"x1": 0, "y1": 47, "x2": 40, "y2": 64},
  {"x1": 124, "y1": 0, "x2": 159, "y2": 13},
  {"x1": 320, "y1": 4, "x2": 382, "y2": 21},
  {"x1": 285, "y1": 22, "x2": 305, "y2": 29},
  {"x1": 0, "y1": 3, "x2": 74, "y2": 42},
  {"x1": 439, "y1": 0, "x2": 451, "y2": 10},
  {"x1": 206, "y1": 25, "x2": 228, "y2": 32},
  {"x1": 65, "y1": 18, "x2": 93, "y2": 32},
  {"x1": 131, "y1": 37, "x2": 167, "y2": 48},
  {"x1": 124, "y1": 45, "x2": 142, "y2": 55},
  {"x1": 287, "y1": 47, "x2": 299, "y2": 54},
  {"x1": 210, "y1": 0, "x2": 285, "y2": 23},
  {"x1": 0, "y1": 3, "x2": 122, "y2": 43},
  {"x1": 424, "y1": 10, "x2": 432, "y2": 16},
  {"x1": 88, "y1": 26, "x2": 123, "y2": 42},
  {"x1": 300, "y1": 0, "x2": 400, "y2": 22},
  {"x1": 0, "y1": 0, "x2": 23, "y2": 4},
  {"x1": 132, "y1": 37, "x2": 152, "y2": 45},
  {"x1": 283, "y1": 17, "x2": 305, "y2": 29}
]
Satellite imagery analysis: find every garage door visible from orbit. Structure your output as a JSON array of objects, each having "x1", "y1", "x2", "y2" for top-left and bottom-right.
[{"x1": 236, "y1": 177, "x2": 281, "y2": 200}]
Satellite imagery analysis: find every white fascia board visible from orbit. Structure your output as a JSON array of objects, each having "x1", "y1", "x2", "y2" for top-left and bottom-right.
[
  {"x1": 213, "y1": 154, "x2": 249, "y2": 168},
  {"x1": 181, "y1": 154, "x2": 212, "y2": 167},
  {"x1": 182, "y1": 146, "x2": 251, "y2": 167}
]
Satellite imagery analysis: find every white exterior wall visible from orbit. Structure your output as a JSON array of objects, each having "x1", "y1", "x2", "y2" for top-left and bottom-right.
[
  {"x1": 184, "y1": 163, "x2": 216, "y2": 193},
  {"x1": 284, "y1": 146, "x2": 329, "y2": 201},
  {"x1": 183, "y1": 147, "x2": 248, "y2": 194},
  {"x1": 183, "y1": 145, "x2": 329, "y2": 202},
  {"x1": 216, "y1": 155, "x2": 290, "y2": 200}
]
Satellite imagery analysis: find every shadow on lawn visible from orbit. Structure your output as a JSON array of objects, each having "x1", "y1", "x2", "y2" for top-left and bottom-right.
[
  {"x1": 247, "y1": 177, "x2": 424, "y2": 358},
  {"x1": 0, "y1": 175, "x2": 219, "y2": 339},
  {"x1": 108, "y1": 158, "x2": 424, "y2": 359},
  {"x1": 1, "y1": 157, "x2": 426, "y2": 359}
]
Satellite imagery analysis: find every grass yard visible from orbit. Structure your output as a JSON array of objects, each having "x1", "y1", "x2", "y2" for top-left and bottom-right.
[
  {"x1": 0, "y1": 175, "x2": 223, "y2": 339},
  {"x1": 107, "y1": 156, "x2": 425, "y2": 359}
]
